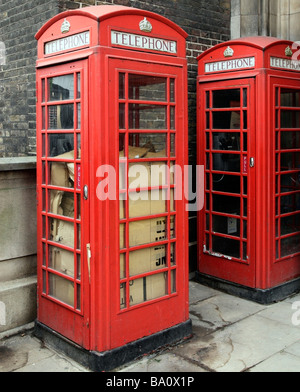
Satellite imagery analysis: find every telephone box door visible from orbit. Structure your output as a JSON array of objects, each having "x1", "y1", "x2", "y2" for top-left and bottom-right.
[
  {"x1": 270, "y1": 76, "x2": 300, "y2": 285},
  {"x1": 36, "y1": 60, "x2": 90, "y2": 348},
  {"x1": 198, "y1": 78, "x2": 256, "y2": 287},
  {"x1": 106, "y1": 58, "x2": 189, "y2": 349}
]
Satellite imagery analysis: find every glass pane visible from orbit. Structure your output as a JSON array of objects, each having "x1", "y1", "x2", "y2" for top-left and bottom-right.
[
  {"x1": 281, "y1": 89, "x2": 300, "y2": 107},
  {"x1": 129, "y1": 217, "x2": 167, "y2": 247},
  {"x1": 48, "y1": 104, "x2": 74, "y2": 129},
  {"x1": 281, "y1": 173, "x2": 300, "y2": 193},
  {"x1": 120, "y1": 254, "x2": 126, "y2": 279},
  {"x1": 120, "y1": 223, "x2": 125, "y2": 249},
  {"x1": 77, "y1": 134, "x2": 81, "y2": 159},
  {"x1": 213, "y1": 89, "x2": 240, "y2": 108},
  {"x1": 170, "y1": 106, "x2": 175, "y2": 129},
  {"x1": 281, "y1": 194, "x2": 300, "y2": 214},
  {"x1": 281, "y1": 234, "x2": 300, "y2": 257},
  {"x1": 76, "y1": 73, "x2": 81, "y2": 99},
  {"x1": 128, "y1": 133, "x2": 167, "y2": 158},
  {"x1": 128, "y1": 190, "x2": 167, "y2": 218},
  {"x1": 76, "y1": 103, "x2": 81, "y2": 129},
  {"x1": 77, "y1": 254, "x2": 81, "y2": 280},
  {"x1": 212, "y1": 174, "x2": 241, "y2": 194},
  {"x1": 212, "y1": 153, "x2": 240, "y2": 172},
  {"x1": 49, "y1": 190, "x2": 74, "y2": 217},
  {"x1": 129, "y1": 75, "x2": 167, "y2": 102},
  {"x1": 213, "y1": 111, "x2": 240, "y2": 129},
  {"x1": 212, "y1": 194, "x2": 240, "y2": 215},
  {"x1": 48, "y1": 246, "x2": 74, "y2": 277},
  {"x1": 212, "y1": 133, "x2": 241, "y2": 151},
  {"x1": 49, "y1": 218, "x2": 74, "y2": 248},
  {"x1": 129, "y1": 245, "x2": 167, "y2": 276},
  {"x1": 48, "y1": 75, "x2": 74, "y2": 101},
  {"x1": 212, "y1": 215, "x2": 240, "y2": 237},
  {"x1": 119, "y1": 103, "x2": 125, "y2": 129},
  {"x1": 171, "y1": 270, "x2": 176, "y2": 294},
  {"x1": 170, "y1": 133, "x2": 175, "y2": 157},
  {"x1": 48, "y1": 161, "x2": 74, "y2": 189},
  {"x1": 129, "y1": 273, "x2": 167, "y2": 306},
  {"x1": 76, "y1": 284, "x2": 81, "y2": 311},
  {"x1": 42, "y1": 107, "x2": 46, "y2": 129},
  {"x1": 212, "y1": 235, "x2": 240, "y2": 259},
  {"x1": 281, "y1": 110, "x2": 300, "y2": 129},
  {"x1": 170, "y1": 79, "x2": 175, "y2": 102},
  {"x1": 281, "y1": 214, "x2": 300, "y2": 235},
  {"x1": 49, "y1": 273, "x2": 74, "y2": 307},
  {"x1": 42, "y1": 79, "x2": 45, "y2": 102},
  {"x1": 128, "y1": 161, "x2": 168, "y2": 188},
  {"x1": 281, "y1": 131, "x2": 300, "y2": 149},
  {"x1": 170, "y1": 242, "x2": 176, "y2": 265},
  {"x1": 129, "y1": 104, "x2": 167, "y2": 129},
  {"x1": 119, "y1": 73, "x2": 125, "y2": 99},
  {"x1": 48, "y1": 133, "x2": 74, "y2": 157},
  {"x1": 281, "y1": 152, "x2": 300, "y2": 171},
  {"x1": 120, "y1": 282, "x2": 127, "y2": 309}
]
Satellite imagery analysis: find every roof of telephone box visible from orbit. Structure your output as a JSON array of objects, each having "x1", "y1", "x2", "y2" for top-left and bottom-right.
[{"x1": 35, "y1": 5, "x2": 188, "y2": 40}]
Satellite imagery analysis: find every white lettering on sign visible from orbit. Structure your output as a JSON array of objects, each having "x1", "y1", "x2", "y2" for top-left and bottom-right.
[
  {"x1": 205, "y1": 57, "x2": 255, "y2": 73},
  {"x1": 45, "y1": 31, "x2": 90, "y2": 55},
  {"x1": 111, "y1": 30, "x2": 177, "y2": 54},
  {"x1": 270, "y1": 56, "x2": 300, "y2": 72}
]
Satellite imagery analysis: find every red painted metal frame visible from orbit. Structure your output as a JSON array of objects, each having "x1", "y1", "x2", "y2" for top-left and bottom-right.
[
  {"x1": 197, "y1": 37, "x2": 300, "y2": 291},
  {"x1": 36, "y1": 6, "x2": 189, "y2": 352}
]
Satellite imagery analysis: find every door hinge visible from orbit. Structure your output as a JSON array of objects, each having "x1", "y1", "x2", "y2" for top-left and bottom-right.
[{"x1": 86, "y1": 243, "x2": 91, "y2": 282}]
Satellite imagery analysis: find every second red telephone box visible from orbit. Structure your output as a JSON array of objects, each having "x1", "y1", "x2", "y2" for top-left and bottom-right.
[
  {"x1": 197, "y1": 37, "x2": 300, "y2": 303},
  {"x1": 34, "y1": 5, "x2": 191, "y2": 371}
]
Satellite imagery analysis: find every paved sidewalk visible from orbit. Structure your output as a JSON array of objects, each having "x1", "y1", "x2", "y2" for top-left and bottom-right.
[{"x1": 1, "y1": 281, "x2": 300, "y2": 372}]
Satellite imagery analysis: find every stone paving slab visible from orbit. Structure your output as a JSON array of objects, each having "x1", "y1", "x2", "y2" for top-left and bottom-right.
[{"x1": 0, "y1": 282, "x2": 300, "y2": 373}]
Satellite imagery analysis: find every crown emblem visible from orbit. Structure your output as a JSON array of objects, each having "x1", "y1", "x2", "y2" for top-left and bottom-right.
[
  {"x1": 285, "y1": 46, "x2": 293, "y2": 57},
  {"x1": 139, "y1": 17, "x2": 152, "y2": 33},
  {"x1": 61, "y1": 18, "x2": 71, "y2": 34},
  {"x1": 224, "y1": 46, "x2": 234, "y2": 57}
]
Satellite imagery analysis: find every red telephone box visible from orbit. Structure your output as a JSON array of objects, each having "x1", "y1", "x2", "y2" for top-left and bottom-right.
[
  {"x1": 197, "y1": 37, "x2": 300, "y2": 303},
  {"x1": 34, "y1": 5, "x2": 191, "y2": 371}
]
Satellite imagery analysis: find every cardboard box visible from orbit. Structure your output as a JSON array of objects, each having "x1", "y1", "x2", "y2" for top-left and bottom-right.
[
  {"x1": 50, "y1": 247, "x2": 74, "y2": 277},
  {"x1": 129, "y1": 244, "x2": 167, "y2": 277},
  {"x1": 120, "y1": 278, "x2": 145, "y2": 308},
  {"x1": 120, "y1": 272, "x2": 167, "y2": 308},
  {"x1": 49, "y1": 272, "x2": 74, "y2": 307}
]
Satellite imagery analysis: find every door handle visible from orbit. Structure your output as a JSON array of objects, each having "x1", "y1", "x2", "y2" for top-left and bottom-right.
[
  {"x1": 83, "y1": 185, "x2": 88, "y2": 200},
  {"x1": 86, "y1": 243, "x2": 91, "y2": 282},
  {"x1": 250, "y1": 157, "x2": 255, "y2": 168}
]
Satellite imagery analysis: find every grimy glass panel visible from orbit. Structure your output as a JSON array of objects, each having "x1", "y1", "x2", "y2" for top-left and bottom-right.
[
  {"x1": 129, "y1": 104, "x2": 167, "y2": 129},
  {"x1": 126, "y1": 133, "x2": 167, "y2": 158},
  {"x1": 49, "y1": 273, "x2": 74, "y2": 307},
  {"x1": 48, "y1": 133, "x2": 74, "y2": 157},
  {"x1": 48, "y1": 75, "x2": 74, "y2": 101},
  {"x1": 48, "y1": 105, "x2": 74, "y2": 130},
  {"x1": 129, "y1": 75, "x2": 167, "y2": 101}
]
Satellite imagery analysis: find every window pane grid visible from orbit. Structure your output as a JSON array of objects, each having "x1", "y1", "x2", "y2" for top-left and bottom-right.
[
  {"x1": 119, "y1": 72, "x2": 177, "y2": 311},
  {"x1": 40, "y1": 70, "x2": 83, "y2": 313},
  {"x1": 275, "y1": 87, "x2": 300, "y2": 260}
]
